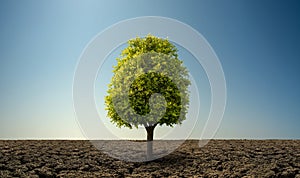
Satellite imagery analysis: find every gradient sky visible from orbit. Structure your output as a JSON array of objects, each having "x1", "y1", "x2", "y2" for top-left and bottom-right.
[{"x1": 0, "y1": 0, "x2": 299, "y2": 139}]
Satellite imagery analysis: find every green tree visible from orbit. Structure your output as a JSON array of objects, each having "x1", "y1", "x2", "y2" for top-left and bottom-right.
[{"x1": 105, "y1": 35, "x2": 190, "y2": 158}]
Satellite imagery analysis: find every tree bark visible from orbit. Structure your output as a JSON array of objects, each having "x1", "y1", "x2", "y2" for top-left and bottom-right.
[{"x1": 145, "y1": 124, "x2": 157, "y2": 159}]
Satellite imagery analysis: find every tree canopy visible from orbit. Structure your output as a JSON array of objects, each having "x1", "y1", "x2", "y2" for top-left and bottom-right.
[{"x1": 105, "y1": 34, "x2": 190, "y2": 129}]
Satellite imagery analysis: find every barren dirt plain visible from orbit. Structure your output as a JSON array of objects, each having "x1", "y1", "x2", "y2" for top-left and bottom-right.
[{"x1": 1, "y1": 140, "x2": 300, "y2": 177}]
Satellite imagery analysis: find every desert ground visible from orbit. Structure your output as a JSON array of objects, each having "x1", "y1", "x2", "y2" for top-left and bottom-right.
[{"x1": 0, "y1": 140, "x2": 300, "y2": 177}]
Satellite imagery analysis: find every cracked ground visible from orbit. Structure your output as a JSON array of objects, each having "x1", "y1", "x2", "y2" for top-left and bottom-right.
[{"x1": 0, "y1": 140, "x2": 300, "y2": 177}]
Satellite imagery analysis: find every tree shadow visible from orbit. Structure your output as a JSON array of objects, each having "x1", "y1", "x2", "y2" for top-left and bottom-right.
[{"x1": 137, "y1": 150, "x2": 194, "y2": 168}]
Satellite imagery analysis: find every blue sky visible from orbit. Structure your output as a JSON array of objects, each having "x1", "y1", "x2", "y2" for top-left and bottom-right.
[{"x1": 0, "y1": 0, "x2": 299, "y2": 139}]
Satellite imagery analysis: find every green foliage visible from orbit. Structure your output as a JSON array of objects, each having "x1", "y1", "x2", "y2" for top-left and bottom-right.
[
  {"x1": 114, "y1": 34, "x2": 178, "y2": 72},
  {"x1": 105, "y1": 34, "x2": 190, "y2": 129}
]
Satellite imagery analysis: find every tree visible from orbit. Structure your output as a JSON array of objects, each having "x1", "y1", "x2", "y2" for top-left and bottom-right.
[{"x1": 105, "y1": 34, "x2": 190, "y2": 159}]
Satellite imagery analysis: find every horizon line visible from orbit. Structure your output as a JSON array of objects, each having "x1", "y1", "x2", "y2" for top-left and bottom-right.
[{"x1": 0, "y1": 138, "x2": 299, "y2": 141}]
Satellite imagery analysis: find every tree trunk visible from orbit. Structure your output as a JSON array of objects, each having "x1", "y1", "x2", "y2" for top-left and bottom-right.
[{"x1": 145, "y1": 124, "x2": 156, "y2": 159}]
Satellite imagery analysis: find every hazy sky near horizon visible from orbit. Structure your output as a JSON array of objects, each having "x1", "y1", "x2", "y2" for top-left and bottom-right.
[{"x1": 0, "y1": 0, "x2": 299, "y2": 139}]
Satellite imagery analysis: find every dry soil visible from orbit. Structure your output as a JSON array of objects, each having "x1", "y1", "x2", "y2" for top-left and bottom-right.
[{"x1": 0, "y1": 140, "x2": 300, "y2": 177}]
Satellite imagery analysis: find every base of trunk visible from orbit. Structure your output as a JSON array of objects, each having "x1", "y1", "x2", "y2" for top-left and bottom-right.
[{"x1": 145, "y1": 124, "x2": 157, "y2": 160}]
